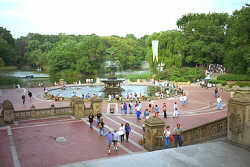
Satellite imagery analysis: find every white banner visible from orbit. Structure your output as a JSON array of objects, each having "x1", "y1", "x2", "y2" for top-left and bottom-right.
[{"x1": 152, "y1": 40, "x2": 159, "y2": 62}]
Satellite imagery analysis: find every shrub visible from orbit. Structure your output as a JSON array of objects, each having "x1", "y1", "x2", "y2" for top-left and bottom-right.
[{"x1": 217, "y1": 74, "x2": 250, "y2": 81}]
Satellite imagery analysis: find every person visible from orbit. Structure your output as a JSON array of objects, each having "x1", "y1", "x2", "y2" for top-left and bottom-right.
[
  {"x1": 136, "y1": 105, "x2": 141, "y2": 120},
  {"x1": 96, "y1": 111, "x2": 102, "y2": 127},
  {"x1": 163, "y1": 103, "x2": 167, "y2": 119},
  {"x1": 214, "y1": 87, "x2": 218, "y2": 98},
  {"x1": 148, "y1": 101, "x2": 152, "y2": 113},
  {"x1": 98, "y1": 118, "x2": 105, "y2": 136},
  {"x1": 125, "y1": 123, "x2": 131, "y2": 142},
  {"x1": 108, "y1": 94, "x2": 112, "y2": 101},
  {"x1": 112, "y1": 129, "x2": 119, "y2": 151},
  {"x1": 88, "y1": 113, "x2": 94, "y2": 128},
  {"x1": 173, "y1": 102, "x2": 179, "y2": 118},
  {"x1": 104, "y1": 130, "x2": 113, "y2": 154},
  {"x1": 143, "y1": 109, "x2": 150, "y2": 119},
  {"x1": 119, "y1": 123, "x2": 125, "y2": 143},
  {"x1": 183, "y1": 94, "x2": 187, "y2": 105},
  {"x1": 180, "y1": 95, "x2": 184, "y2": 106},
  {"x1": 139, "y1": 101, "x2": 142, "y2": 111},
  {"x1": 28, "y1": 90, "x2": 32, "y2": 102},
  {"x1": 217, "y1": 96, "x2": 223, "y2": 109},
  {"x1": 121, "y1": 102, "x2": 124, "y2": 114},
  {"x1": 124, "y1": 102, "x2": 127, "y2": 114},
  {"x1": 129, "y1": 101, "x2": 133, "y2": 114},
  {"x1": 162, "y1": 125, "x2": 172, "y2": 149},
  {"x1": 22, "y1": 94, "x2": 25, "y2": 104},
  {"x1": 154, "y1": 104, "x2": 159, "y2": 118},
  {"x1": 173, "y1": 123, "x2": 183, "y2": 147}
]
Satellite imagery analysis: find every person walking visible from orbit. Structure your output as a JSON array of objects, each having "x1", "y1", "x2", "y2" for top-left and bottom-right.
[
  {"x1": 119, "y1": 123, "x2": 125, "y2": 143},
  {"x1": 154, "y1": 104, "x2": 159, "y2": 118},
  {"x1": 96, "y1": 111, "x2": 102, "y2": 127},
  {"x1": 88, "y1": 113, "x2": 94, "y2": 128},
  {"x1": 22, "y1": 94, "x2": 25, "y2": 104},
  {"x1": 136, "y1": 105, "x2": 141, "y2": 120},
  {"x1": 214, "y1": 87, "x2": 218, "y2": 98},
  {"x1": 163, "y1": 103, "x2": 167, "y2": 119},
  {"x1": 121, "y1": 102, "x2": 124, "y2": 114},
  {"x1": 98, "y1": 119, "x2": 105, "y2": 136},
  {"x1": 173, "y1": 102, "x2": 179, "y2": 119},
  {"x1": 162, "y1": 125, "x2": 172, "y2": 149},
  {"x1": 173, "y1": 123, "x2": 183, "y2": 147},
  {"x1": 129, "y1": 101, "x2": 133, "y2": 114},
  {"x1": 112, "y1": 129, "x2": 119, "y2": 151},
  {"x1": 28, "y1": 90, "x2": 32, "y2": 102},
  {"x1": 124, "y1": 102, "x2": 127, "y2": 114},
  {"x1": 217, "y1": 96, "x2": 223, "y2": 109},
  {"x1": 104, "y1": 130, "x2": 113, "y2": 154},
  {"x1": 125, "y1": 123, "x2": 131, "y2": 142}
]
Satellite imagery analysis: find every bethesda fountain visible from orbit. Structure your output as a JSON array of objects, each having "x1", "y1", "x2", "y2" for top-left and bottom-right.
[{"x1": 100, "y1": 52, "x2": 125, "y2": 97}]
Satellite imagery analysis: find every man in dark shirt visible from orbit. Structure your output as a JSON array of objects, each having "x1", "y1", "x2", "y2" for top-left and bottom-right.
[
  {"x1": 88, "y1": 113, "x2": 94, "y2": 128},
  {"x1": 96, "y1": 111, "x2": 102, "y2": 127}
]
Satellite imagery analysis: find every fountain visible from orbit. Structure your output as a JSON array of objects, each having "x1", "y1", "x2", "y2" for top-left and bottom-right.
[{"x1": 100, "y1": 52, "x2": 125, "y2": 97}]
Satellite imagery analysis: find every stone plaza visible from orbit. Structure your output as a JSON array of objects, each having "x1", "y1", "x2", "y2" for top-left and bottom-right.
[{"x1": 0, "y1": 85, "x2": 250, "y2": 167}]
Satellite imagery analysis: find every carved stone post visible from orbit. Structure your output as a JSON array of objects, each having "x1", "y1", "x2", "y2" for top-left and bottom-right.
[
  {"x1": 72, "y1": 96, "x2": 85, "y2": 118},
  {"x1": 144, "y1": 116, "x2": 165, "y2": 151},
  {"x1": 227, "y1": 87, "x2": 250, "y2": 147},
  {"x1": 91, "y1": 99, "x2": 103, "y2": 116},
  {"x1": 2, "y1": 100, "x2": 15, "y2": 124}
]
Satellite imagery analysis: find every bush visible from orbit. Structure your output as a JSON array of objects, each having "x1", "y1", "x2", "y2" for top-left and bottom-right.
[
  {"x1": 157, "y1": 67, "x2": 205, "y2": 82},
  {"x1": 217, "y1": 74, "x2": 250, "y2": 81},
  {"x1": 0, "y1": 66, "x2": 18, "y2": 71},
  {"x1": 209, "y1": 80, "x2": 227, "y2": 85},
  {"x1": 0, "y1": 76, "x2": 21, "y2": 86}
]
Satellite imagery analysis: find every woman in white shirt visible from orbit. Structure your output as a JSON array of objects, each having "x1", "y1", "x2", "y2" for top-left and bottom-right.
[
  {"x1": 173, "y1": 102, "x2": 179, "y2": 118},
  {"x1": 163, "y1": 125, "x2": 172, "y2": 149},
  {"x1": 119, "y1": 124, "x2": 125, "y2": 143},
  {"x1": 217, "y1": 96, "x2": 223, "y2": 109}
]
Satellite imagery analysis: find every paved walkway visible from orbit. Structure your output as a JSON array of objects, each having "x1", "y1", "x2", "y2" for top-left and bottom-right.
[{"x1": 0, "y1": 86, "x2": 231, "y2": 167}]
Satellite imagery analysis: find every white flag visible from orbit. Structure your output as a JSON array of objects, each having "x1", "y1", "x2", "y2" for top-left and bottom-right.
[{"x1": 152, "y1": 40, "x2": 159, "y2": 62}]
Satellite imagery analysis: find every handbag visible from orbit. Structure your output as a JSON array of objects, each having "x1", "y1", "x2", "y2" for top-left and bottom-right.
[{"x1": 169, "y1": 134, "x2": 174, "y2": 142}]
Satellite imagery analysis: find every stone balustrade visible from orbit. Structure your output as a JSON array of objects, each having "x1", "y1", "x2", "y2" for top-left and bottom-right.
[{"x1": 14, "y1": 106, "x2": 72, "y2": 120}]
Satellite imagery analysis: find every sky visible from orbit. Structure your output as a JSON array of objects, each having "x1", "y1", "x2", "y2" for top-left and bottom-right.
[{"x1": 0, "y1": 0, "x2": 248, "y2": 38}]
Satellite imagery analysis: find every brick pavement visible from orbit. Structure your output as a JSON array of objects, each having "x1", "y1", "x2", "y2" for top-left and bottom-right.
[{"x1": 0, "y1": 86, "x2": 231, "y2": 167}]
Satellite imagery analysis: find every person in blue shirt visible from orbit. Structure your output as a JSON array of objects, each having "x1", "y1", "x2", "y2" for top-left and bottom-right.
[
  {"x1": 104, "y1": 130, "x2": 113, "y2": 154},
  {"x1": 112, "y1": 129, "x2": 119, "y2": 151},
  {"x1": 154, "y1": 104, "x2": 159, "y2": 118},
  {"x1": 125, "y1": 123, "x2": 131, "y2": 142},
  {"x1": 124, "y1": 102, "x2": 128, "y2": 114}
]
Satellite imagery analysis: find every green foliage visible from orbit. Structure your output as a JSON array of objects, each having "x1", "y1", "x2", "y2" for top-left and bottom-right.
[
  {"x1": 157, "y1": 67, "x2": 205, "y2": 82},
  {"x1": 217, "y1": 74, "x2": 250, "y2": 81},
  {"x1": 0, "y1": 66, "x2": 17, "y2": 71},
  {"x1": 208, "y1": 79, "x2": 227, "y2": 85},
  {"x1": 0, "y1": 76, "x2": 20, "y2": 86},
  {"x1": 0, "y1": 57, "x2": 5, "y2": 67},
  {"x1": 224, "y1": 5, "x2": 250, "y2": 74}
]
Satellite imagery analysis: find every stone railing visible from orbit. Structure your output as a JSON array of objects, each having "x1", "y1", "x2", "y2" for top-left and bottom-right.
[
  {"x1": 14, "y1": 106, "x2": 72, "y2": 121},
  {"x1": 177, "y1": 117, "x2": 227, "y2": 147}
]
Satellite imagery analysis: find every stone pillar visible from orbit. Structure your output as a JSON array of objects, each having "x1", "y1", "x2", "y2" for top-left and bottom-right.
[
  {"x1": 227, "y1": 87, "x2": 250, "y2": 148},
  {"x1": 144, "y1": 116, "x2": 165, "y2": 151},
  {"x1": 72, "y1": 96, "x2": 85, "y2": 118},
  {"x1": 91, "y1": 99, "x2": 103, "y2": 116},
  {"x1": 2, "y1": 100, "x2": 15, "y2": 124}
]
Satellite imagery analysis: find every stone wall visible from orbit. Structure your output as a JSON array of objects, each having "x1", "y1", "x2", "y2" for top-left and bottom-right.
[{"x1": 181, "y1": 117, "x2": 227, "y2": 146}]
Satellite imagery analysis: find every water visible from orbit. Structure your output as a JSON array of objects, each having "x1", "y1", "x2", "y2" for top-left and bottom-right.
[
  {"x1": 48, "y1": 85, "x2": 150, "y2": 98},
  {"x1": 0, "y1": 70, "x2": 49, "y2": 78}
]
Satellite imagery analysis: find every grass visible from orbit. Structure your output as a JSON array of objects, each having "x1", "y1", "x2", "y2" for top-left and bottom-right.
[{"x1": 0, "y1": 66, "x2": 18, "y2": 71}]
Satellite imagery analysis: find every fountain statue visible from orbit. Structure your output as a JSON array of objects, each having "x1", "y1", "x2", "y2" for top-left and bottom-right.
[{"x1": 100, "y1": 52, "x2": 125, "y2": 97}]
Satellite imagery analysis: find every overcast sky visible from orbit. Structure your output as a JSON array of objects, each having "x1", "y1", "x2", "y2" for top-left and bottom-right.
[{"x1": 0, "y1": 0, "x2": 247, "y2": 38}]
